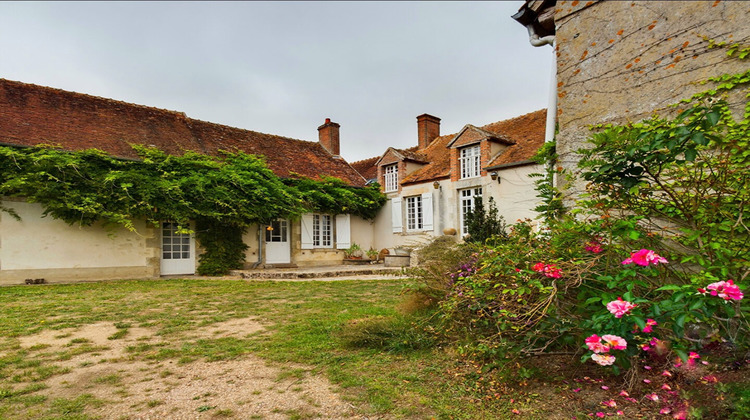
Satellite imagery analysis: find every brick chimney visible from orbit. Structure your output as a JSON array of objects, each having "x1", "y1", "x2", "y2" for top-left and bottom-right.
[
  {"x1": 318, "y1": 118, "x2": 340, "y2": 155},
  {"x1": 417, "y1": 114, "x2": 440, "y2": 149}
]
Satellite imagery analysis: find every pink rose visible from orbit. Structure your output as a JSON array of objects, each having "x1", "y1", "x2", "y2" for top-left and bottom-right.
[
  {"x1": 532, "y1": 262, "x2": 563, "y2": 279},
  {"x1": 706, "y1": 280, "x2": 743, "y2": 301},
  {"x1": 601, "y1": 334, "x2": 627, "y2": 351},
  {"x1": 606, "y1": 298, "x2": 636, "y2": 318},
  {"x1": 591, "y1": 353, "x2": 616, "y2": 366},
  {"x1": 622, "y1": 249, "x2": 668, "y2": 266},
  {"x1": 643, "y1": 318, "x2": 657, "y2": 333},
  {"x1": 585, "y1": 334, "x2": 609, "y2": 353}
]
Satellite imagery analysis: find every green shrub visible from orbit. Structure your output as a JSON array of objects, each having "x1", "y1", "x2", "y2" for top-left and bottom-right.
[{"x1": 465, "y1": 196, "x2": 508, "y2": 245}]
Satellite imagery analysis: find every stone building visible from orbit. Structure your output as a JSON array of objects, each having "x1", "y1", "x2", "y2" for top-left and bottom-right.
[{"x1": 513, "y1": 0, "x2": 750, "y2": 199}]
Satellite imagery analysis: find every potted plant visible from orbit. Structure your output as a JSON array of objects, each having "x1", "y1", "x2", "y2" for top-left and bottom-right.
[
  {"x1": 366, "y1": 248, "x2": 379, "y2": 261},
  {"x1": 343, "y1": 243, "x2": 363, "y2": 259}
]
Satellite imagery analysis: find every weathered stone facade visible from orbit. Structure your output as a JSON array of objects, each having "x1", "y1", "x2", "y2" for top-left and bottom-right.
[{"x1": 553, "y1": 0, "x2": 750, "y2": 199}]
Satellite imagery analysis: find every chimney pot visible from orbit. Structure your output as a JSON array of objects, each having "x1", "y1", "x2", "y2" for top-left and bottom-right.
[
  {"x1": 325, "y1": 118, "x2": 331, "y2": 124},
  {"x1": 416, "y1": 114, "x2": 441, "y2": 149}
]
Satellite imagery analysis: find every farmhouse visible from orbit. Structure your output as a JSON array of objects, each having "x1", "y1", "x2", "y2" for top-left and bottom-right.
[
  {"x1": 352, "y1": 109, "x2": 546, "y2": 250},
  {"x1": 0, "y1": 78, "x2": 375, "y2": 284},
  {"x1": 0, "y1": 77, "x2": 548, "y2": 284}
]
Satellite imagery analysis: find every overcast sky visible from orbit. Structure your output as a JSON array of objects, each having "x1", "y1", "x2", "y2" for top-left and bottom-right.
[{"x1": 0, "y1": 1, "x2": 553, "y2": 163}]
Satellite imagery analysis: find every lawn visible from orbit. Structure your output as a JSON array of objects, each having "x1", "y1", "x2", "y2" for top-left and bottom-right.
[
  {"x1": 0, "y1": 279, "x2": 746, "y2": 419},
  {"x1": 0, "y1": 278, "x2": 518, "y2": 419}
]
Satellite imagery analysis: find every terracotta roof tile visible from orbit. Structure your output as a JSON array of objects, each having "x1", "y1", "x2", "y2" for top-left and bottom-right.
[
  {"x1": 485, "y1": 109, "x2": 546, "y2": 168},
  {"x1": 0, "y1": 79, "x2": 365, "y2": 186},
  {"x1": 400, "y1": 109, "x2": 546, "y2": 185},
  {"x1": 350, "y1": 156, "x2": 379, "y2": 181}
]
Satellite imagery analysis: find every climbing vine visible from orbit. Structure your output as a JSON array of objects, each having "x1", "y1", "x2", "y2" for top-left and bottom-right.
[
  {"x1": 0, "y1": 145, "x2": 385, "y2": 274},
  {"x1": 530, "y1": 140, "x2": 565, "y2": 224},
  {"x1": 195, "y1": 218, "x2": 249, "y2": 276}
]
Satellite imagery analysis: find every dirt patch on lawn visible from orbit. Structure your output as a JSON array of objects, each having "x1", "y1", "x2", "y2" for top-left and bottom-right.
[{"x1": 15, "y1": 318, "x2": 360, "y2": 419}]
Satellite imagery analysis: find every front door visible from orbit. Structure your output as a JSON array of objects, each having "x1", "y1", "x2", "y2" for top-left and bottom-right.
[
  {"x1": 160, "y1": 222, "x2": 196, "y2": 275},
  {"x1": 265, "y1": 219, "x2": 290, "y2": 264}
]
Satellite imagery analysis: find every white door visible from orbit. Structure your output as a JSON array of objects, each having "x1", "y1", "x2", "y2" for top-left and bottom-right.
[
  {"x1": 160, "y1": 222, "x2": 196, "y2": 275},
  {"x1": 265, "y1": 219, "x2": 290, "y2": 264}
]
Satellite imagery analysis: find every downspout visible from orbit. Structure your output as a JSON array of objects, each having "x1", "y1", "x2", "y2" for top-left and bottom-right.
[
  {"x1": 525, "y1": 23, "x2": 559, "y2": 210},
  {"x1": 524, "y1": 24, "x2": 556, "y2": 143},
  {"x1": 251, "y1": 224, "x2": 263, "y2": 269}
]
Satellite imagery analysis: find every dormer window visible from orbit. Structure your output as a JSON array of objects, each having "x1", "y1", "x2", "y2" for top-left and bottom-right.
[
  {"x1": 460, "y1": 145, "x2": 481, "y2": 179},
  {"x1": 384, "y1": 164, "x2": 398, "y2": 192}
]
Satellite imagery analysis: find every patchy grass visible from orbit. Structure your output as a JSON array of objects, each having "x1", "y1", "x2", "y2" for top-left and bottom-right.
[
  {"x1": 0, "y1": 279, "x2": 539, "y2": 418},
  {"x1": 1, "y1": 278, "x2": 745, "y2": 419}
]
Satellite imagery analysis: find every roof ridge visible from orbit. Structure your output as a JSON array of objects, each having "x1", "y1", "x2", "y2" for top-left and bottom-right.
[
  {"x1": 185, "y1": 117, "x2": 319, "y2": 146},
  {"x1": 480, "y1": 108, "x2": 546, "y2": 131},
  {"x1": 350, "y1": 155, "x2": 379, "y2": 165}
]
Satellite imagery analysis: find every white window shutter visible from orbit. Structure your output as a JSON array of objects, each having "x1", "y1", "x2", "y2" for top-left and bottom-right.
[
  {"x1": 391, "y1": 197, "x2": 403, "y2": 233},
  {"x1": 335, "y1": 214, "x2": 351, "y2": 249},
  {"x1": 300, "y1": 213, "x2": 314, "y2": 249},
  {"x1": 421, "y1": 192, "x2": 433, "y2": 232}
]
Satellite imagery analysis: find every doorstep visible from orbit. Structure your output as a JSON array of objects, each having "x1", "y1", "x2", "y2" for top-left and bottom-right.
[{"x1": 231, "y1": 264, "x2": 407, "y2": 280}]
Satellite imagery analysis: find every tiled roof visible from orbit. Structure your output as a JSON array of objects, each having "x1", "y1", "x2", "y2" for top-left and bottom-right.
[
  {"x1": 401, "y1": 109, "x2": 546, "y2": 185},
  {"x1": 350, "y1": 155, "x2": 379, "y2": 181},
  {"x1": 0, "y1": 79, "x2": 365, "y2": 186},
  {"x1": 398, "y1": 147, "x2": 428, "y2": 163},
  {"x1": 484, "y1": 109, "x2": 547, "y2": 168}
]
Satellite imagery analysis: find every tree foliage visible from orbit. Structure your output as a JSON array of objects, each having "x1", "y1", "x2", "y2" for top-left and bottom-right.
[
  {"x1": 578, "y1": 78, "x2": 750, "y2": 281},
  {"x1": 465, "y1": 196, "x2": 507, "y2": 244},
  {"x1": 407, "y1": 40, "x2": 749, "y2": 368}
]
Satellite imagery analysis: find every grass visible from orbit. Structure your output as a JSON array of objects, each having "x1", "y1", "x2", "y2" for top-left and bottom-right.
[
  {"x1": 2, "y1": 278, "x2": 744, "y2": 419},
  {"x1": 0, "y1": 278, "x2": 535, "y2": 418}
]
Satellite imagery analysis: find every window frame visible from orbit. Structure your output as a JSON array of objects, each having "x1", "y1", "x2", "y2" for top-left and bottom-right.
[
  {"x1": 312, "y1": 214, "x2": 333, "y2": 248},
  {"x1": 460, "y1": 187, "x2": 483, "y2": 237},
  {"x1": 459, "y1": 145, "x2": 481, "y2": 179},
  {"x1": 405, "y1": 195, "x2": 423, "y2": 231},
  {"x1": 384, "y1": 164, "x2": 399, "y2": 192}
]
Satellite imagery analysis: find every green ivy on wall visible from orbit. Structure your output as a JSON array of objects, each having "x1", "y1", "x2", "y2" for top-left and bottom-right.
[{"x1": 0, "y1": 145, "x2": 386, "y2": 274}]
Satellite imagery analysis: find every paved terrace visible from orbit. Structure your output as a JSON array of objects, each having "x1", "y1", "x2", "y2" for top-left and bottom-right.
[{"x1": 230, "y1": 264, "x2": 409, "y2": 281}]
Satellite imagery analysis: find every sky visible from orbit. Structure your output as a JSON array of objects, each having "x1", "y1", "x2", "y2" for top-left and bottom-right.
[{"x1": 0, "y1": 1, "x2": 554, "y2": 163}]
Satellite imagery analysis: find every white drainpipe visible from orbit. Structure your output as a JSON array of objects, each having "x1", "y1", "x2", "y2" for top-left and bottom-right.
[
  {"x1": 525, "y1": 25, "x2": 556, "y2": 143},
  {"x1": 545, "y1": 49, "x2": 557, "y2": 143},
  {"x1": 525, "y1": 24, "x2": 558, "y2": 197}
]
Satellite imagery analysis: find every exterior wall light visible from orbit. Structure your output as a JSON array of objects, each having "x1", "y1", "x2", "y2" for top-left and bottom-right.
[
  {"x1": 433, "y1": 181, "x2": 440, "y2": 189},
  {"x1": 490, "y1": 172, "x2": 501, "y2": 184}
]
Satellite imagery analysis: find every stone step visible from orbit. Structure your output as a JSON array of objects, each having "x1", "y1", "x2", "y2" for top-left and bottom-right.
[{"x1": 231, "y1": 267, "x2": 405, "y2": 280}]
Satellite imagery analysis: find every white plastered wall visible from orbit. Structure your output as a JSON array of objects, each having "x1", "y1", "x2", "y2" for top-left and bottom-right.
[
  {"x1": 289, "y1": 215, "x2": 374, "y2": 267},
  {"x1": 0, "y1": 200, "x2": 159, "y2": 285},
  {"x1": 486, "y1": 163, "x2": 543, "y2": 225},
  {"x1": 371, "y1": 163, "x2": 542, "y2": 252}
]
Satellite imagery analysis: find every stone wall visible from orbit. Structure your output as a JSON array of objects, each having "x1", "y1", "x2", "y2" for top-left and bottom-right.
[{"x1": 554, "y1": 0, "x2": 750, "y2": 200}]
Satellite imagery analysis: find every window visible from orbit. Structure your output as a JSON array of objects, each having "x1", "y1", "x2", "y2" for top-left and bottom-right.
[
  {"x1": 460, "y1": 145, "x2": 481, "y2": 179},
  {"x1": 405, "y1": 195, "x2": 423, "y2": 231},
  {"x1": 301, "y1": 213, "x2": 348, "y2": 250},
  {"x1": 392, "y1": 193, "x2": 433, "y2": 233},
  {"x1": 265, "y1": 219, "x2": 288, "y2": 243},
  {"x1": 460, "y1": 187, "x2": 482, "y2": 237},
  {"x1": 312, "y1": 214, "x2": 332, "y2": 247},
  {"x1": 384, "y1": 164, "x2": 398, "y2": 192},
  {"x1": 162, "y1": 222, "x2": 191, "y2": 260}
]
